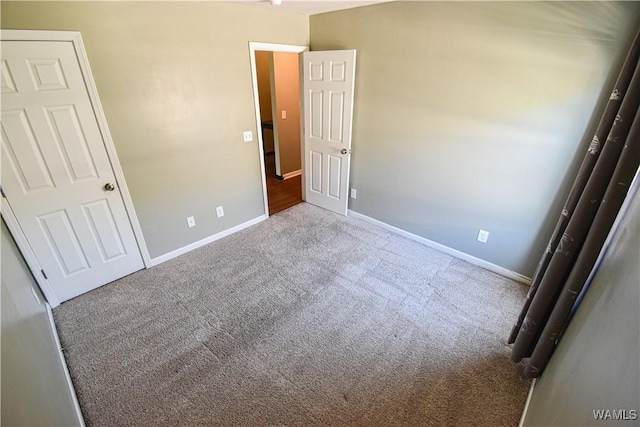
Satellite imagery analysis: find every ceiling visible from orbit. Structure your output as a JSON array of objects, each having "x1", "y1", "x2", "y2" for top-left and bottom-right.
[{"x1": 229, "y1": 0, "x2": 395, "y2": 16}]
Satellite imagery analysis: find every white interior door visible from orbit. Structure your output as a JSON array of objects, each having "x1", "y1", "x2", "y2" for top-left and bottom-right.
[
  {"x1": 1, "y1": 40, "x2": 144, "y2": 302},
  {"x1": 302, "y1": 50, "x2": 356, "y2": 215}
]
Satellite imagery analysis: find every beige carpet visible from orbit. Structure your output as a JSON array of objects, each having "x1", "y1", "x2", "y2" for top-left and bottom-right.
[{"x1": 54, "y1": 203, "x2": 531, "y2": 426}]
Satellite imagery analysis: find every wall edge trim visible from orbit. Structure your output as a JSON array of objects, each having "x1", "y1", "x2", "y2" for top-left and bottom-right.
[
  {"x1": 46, "y1": 302, "x2": 86, "y2": 427},
  {"x1": 282, "y1": 169, "x2": 302, "y2": 180},
  {"x1": 347, "y1": 209, "x2": 531, "y2": 285},
  {"x1": 149, "y1": 215, "x2": 266, "y2": 266},
  {"x1": 518, "y1": 378, "x2": 537, "y2": 427}
]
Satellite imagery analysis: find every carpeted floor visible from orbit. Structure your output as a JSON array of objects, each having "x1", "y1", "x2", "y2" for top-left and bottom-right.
[{"x1": 54, "y1": 203, "x2": 531, "y2": 426}]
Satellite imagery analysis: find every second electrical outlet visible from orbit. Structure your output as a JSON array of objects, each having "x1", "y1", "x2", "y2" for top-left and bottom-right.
[
  {"x1": 477, "y1": 229, "x2": 489, "y2": 243},
  {"x1": 216, "y1": 206, "x2": 224, "y2": 218}
]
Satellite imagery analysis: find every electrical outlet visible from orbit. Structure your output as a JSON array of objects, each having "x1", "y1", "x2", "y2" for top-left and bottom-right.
[
  {"x1": 281, "y1": 110, "x2": 287, "y2": 119},
  {"x1": 477, "y1": 229, "x2": 489, "y2": 243},
  {"x1": 187, "y1": 216, "x2": 196, "y2": 228},
  {"x1": 216, "y1": 206, "x2": 224, "y2": 218},
  {"x1": 350, "y1": 188, "x2": 357, "y2": 199},
  {"x1": 243, "y1": 131, "x2": 253, "y2": 142}
]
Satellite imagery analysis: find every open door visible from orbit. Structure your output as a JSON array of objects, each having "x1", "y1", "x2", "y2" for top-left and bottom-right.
[{"x1": 302, "y1": 50, "x2": 356, "y2": 216}]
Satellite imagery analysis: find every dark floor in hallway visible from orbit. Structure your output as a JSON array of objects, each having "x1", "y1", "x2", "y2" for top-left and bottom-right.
[{"x1": 265, "y1": 152, "x2": 302, "y2": 215}]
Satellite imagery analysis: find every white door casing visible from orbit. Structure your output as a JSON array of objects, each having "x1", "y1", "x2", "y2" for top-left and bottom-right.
[
  {"x1": 302, "y1": 50, "x2": 356, "y2": 216},
  {"x1": 1, "y1": 39, "x2": 144, "y2": 303}
]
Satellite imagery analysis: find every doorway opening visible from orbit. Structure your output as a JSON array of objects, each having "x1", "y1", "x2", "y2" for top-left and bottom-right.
[{"x1": 249, "y1": 43, "x2": 308, "y2": 217}]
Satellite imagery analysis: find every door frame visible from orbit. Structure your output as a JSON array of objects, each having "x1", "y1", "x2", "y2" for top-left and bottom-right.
[
  {"x1": 248, "y1": 42, "x2": 308, "y2": 218},
  {"x1": 1, "y1": 29, "x2": 152, "y2": 307}
]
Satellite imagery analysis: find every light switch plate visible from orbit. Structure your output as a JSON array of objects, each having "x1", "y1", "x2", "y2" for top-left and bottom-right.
[{"x1": 243, "y1": 131, "x2": 253, "y2": 142}]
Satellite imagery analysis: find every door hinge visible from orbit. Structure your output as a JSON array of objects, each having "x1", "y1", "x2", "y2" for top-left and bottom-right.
[
  {"x1": 0, "y1": 186, "x2": 6, "y2": 198},
  {"x1": 41, "y1": 269, "x2": 48, "y2": 280}
]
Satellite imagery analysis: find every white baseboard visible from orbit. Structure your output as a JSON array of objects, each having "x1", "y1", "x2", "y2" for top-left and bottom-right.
[
  {"x1": 282, "y1": 169, "x2": 302, "y2": 180},
  {"x1": 150, "y1": 215, "x2": 266, "y2": 266},
  {"x1": 519, "y1": 378, "x2": 537, "y2": 427},
  {"x1": 46, "y1": 303, "x2": 86, "y2": 427},
  {"x1": 347, "y1": 210, "x2": 531, "y2": 285}
]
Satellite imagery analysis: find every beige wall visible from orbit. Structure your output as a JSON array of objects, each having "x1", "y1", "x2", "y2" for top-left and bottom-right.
[
  {"x1": 3, "y1": 1, "x2": 638, "y2": 275},
  {"x1": 1, "y1": 1, "x2": 309, "y2": 258},
  {"x1": 310, "y1": 1, "x2": 640, "y2": 276},
  {"x1": 256, "y1": 50, "x2": 275, "y2": 153},
  {"x1": 256, "y1": 51, "x2": 273, "y2": 122},
  {"x1": 273, "y1": 51, "x2": 302, "y2": 175},
  {"x1": 522, "y1": 178, "x2": 640, "y2": 426}
]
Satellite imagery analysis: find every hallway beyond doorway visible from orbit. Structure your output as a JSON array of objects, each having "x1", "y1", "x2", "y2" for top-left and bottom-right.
[{"x1": 265, "y1": 153, "x2": 302, "y2": 214}]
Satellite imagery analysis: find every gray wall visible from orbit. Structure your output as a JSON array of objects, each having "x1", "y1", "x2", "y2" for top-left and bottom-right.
[
  {"x1": 1, "y1": 221, "x2": 82, "y2": 426},
  {"x1": 1, "y1": 1, "x2": 309, "y2": 259},
  {"x1": 522, "y1": 175, "x2": 640, "y2": 426},
  {"x1": 1, "y1": 1, "x2": 636, "y2": 275},
  {"x1": 310, "y1": 1, "x2": 640, "y2": 276}
]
